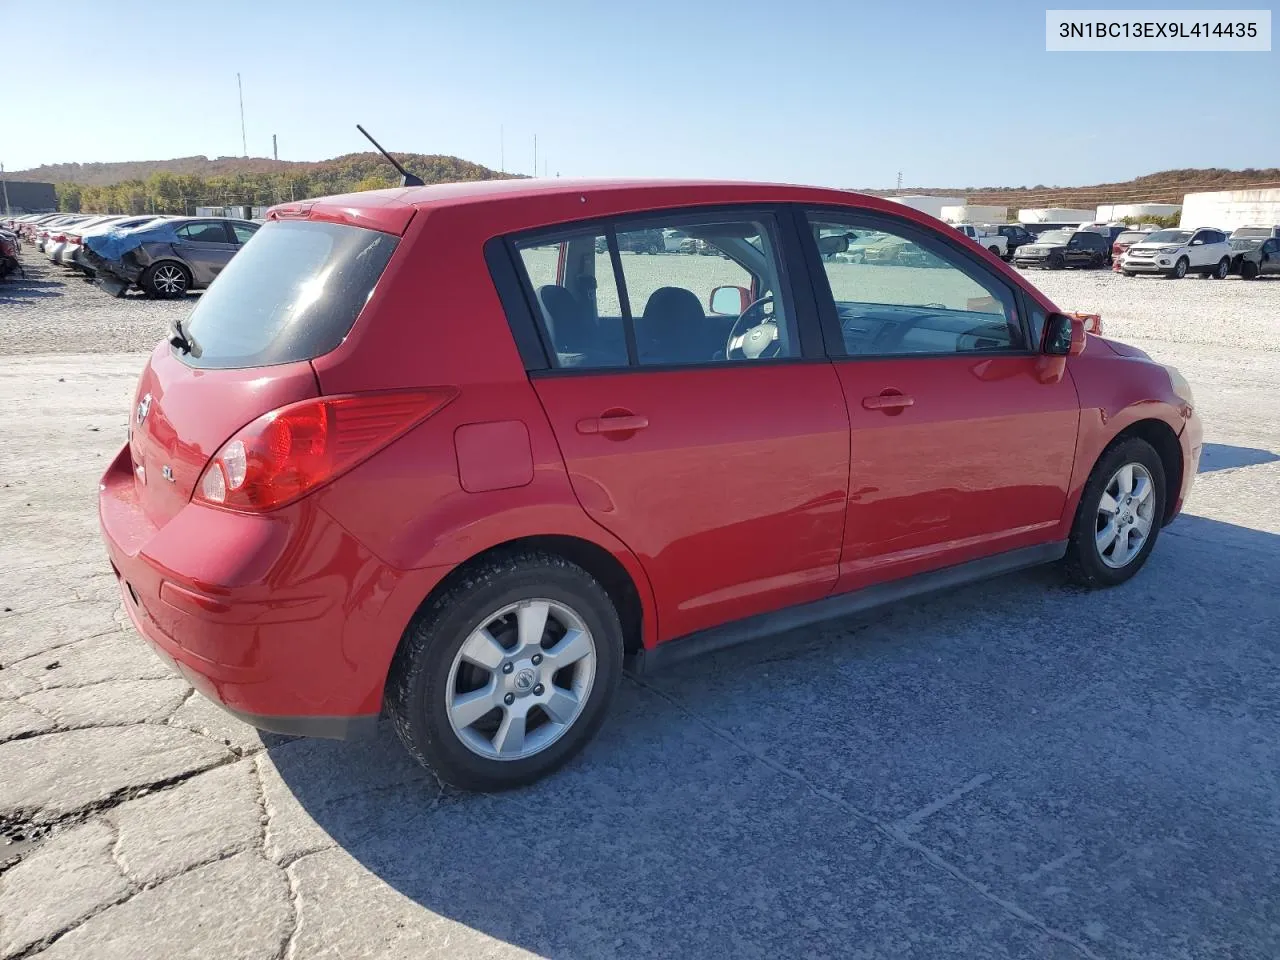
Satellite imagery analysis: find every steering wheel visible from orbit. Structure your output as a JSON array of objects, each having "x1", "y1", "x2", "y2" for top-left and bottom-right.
[{"x1": 725, "y1": 295, "x2": 780, "y2": 360}]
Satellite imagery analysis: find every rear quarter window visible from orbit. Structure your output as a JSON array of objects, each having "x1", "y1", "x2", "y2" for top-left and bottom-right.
[{"x1": 180, "y1": 219, "x2": 398, "y2": 369}]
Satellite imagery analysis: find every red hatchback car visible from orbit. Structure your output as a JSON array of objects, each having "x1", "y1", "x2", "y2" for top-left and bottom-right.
[{"x1": 100, "y1": 179, "x2": 1202, "y2": 790}]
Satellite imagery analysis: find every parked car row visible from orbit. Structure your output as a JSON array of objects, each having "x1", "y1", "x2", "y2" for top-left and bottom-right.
[
  {"x1": 1117, "y1": 225, "x2": 1280, "y2": 280},
  {"x1": 1, "y1": 211, "x2": 260, "y2": 297}
]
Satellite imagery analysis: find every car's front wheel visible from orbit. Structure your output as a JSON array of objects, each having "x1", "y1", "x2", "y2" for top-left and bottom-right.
[
  {"x1": 1047, "y1": 252, "x2": 1065, "y2": 270},
  {"x1": 1168, "y1": 257, "x2": 1188, "y2": 279},
  {"x1": 1062, "y1": 437, "x2": 1166, "y2": 588},
  {"x1": 387, "y1": 550, "x2": 624, "y2": 791}
]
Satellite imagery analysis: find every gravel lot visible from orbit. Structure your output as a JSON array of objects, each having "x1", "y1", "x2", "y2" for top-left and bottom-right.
[{"x1": 2, "y1": 254, "x2": 1279, "y2": 959}]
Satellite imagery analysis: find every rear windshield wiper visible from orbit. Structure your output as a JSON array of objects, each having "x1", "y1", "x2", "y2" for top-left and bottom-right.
[{"x1": 169, "y1": 317, "x2": 198, "y2": 356}]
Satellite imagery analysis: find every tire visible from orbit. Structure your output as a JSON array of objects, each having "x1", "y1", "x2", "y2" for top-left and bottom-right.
[
  {"x1": 1047, "y1": 253, "x2": 1065, "y2": 270},
  {"x1": 1061, "y1": 437, "x2": 1166, "y2": 588},
  {"x1": 142, "y1": 261, "x2": 190, "y2": 299},
  {"x1": 987, "y1": 245, "x2": 1001, "y2": 257},
  {"x1": 1168, "y1": 257, "x2": 1188, "y2": 279},
  {"x1": 1122, "y1": 270, "x2": 1135, "y2": 277},
  {"x1": 1241, "y1": 260, "x2": 1259, "y2": 280},
  {"x1": 387, "y1": 549, "x2": 624, "y2": 791},
  {"x1": 1210, "y1": 257, "x2": 1229, "y2": 279}
]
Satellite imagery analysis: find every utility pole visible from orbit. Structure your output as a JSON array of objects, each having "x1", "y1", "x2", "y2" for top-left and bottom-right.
[
  {"x1": 237, "y1": 73, "x2": 247, "y2": 157},
  {"x1": 272, "y1": 134, "x2": 278, "y2": 161},
  {"x1": 1, "y1": 163, "x2": 9, "y2": 217},
  {"x1": 896, "y1": 170, "x2": 903, "y2": 190}
]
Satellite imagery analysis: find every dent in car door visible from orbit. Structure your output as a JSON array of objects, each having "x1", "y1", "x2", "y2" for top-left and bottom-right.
[{"x1": 804, "y1": 210, "x2": 1080, "y2": 593}]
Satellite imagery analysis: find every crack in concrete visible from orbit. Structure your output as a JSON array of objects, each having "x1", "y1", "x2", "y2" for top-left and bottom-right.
[
  {"x1": 2, "y1": 629, "x2": 127, "y2": 671},
  {"x1": 630, "y1": 676, "x2": 1103, "y2": 960},
  {"x1": 4, "y1": 845, "x2": 251, "y2": 960},
  {"x1": 4, "y1": 743, "x2": 239, "y2": 829},
  {"x1": 279, "y1": 856, "x2": 305, "y2": 960}
]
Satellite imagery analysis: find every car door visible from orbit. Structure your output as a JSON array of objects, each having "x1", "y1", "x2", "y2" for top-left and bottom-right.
[
  {"x1": 173, "y1": 220, "x2": 237, "y2": 285},
  {"x1": 801, "y1": 208, "x2": 1080, "y2": 593},
  {"x1": 1065, "y1": 233, "x2": 1088, "y2": 266},
  {"x1": 511, "y1": 208, "x2": 850, "y2": 641},
  {"x1": 1262, "y1": 239, "x2": 1280, "y2": 275},
  {"x1": 1187, "y1": 229, "x2": 1215, "y2": 269}
]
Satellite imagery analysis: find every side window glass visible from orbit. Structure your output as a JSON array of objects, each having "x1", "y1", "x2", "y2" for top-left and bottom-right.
[
  {"x1": 231, "y1": 223, "x2": 258, "y2": 244},
  {"x1": 615, "y1": 215, "x2": 795, "y2": 366},
  {"x1": 177, "y1": 221, "x2": 230, "y2": 244},
  {"x1": 515, "y1": 230, "x2": 628, "y2": 369},
  {"x1": 807, "y1": 214, "x2": 1025, "y2": 357}
]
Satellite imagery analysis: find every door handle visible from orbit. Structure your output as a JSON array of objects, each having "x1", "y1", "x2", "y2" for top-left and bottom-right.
[
  {"x1": 576, "y1": 414, "x2": 649, "y2": 435},
  {"x1": 862, "y1": 392, "x2": 914, "y2": 411}
]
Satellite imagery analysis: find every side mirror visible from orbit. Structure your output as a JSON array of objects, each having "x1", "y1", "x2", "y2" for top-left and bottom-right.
[
  {"x1": 1042, "y1": 312, "x2": 1087, "y2": 356},
  {"x1": 710, "y1": 285, "x2": 751, "y2": 315},
  {"x1": 816, "y1": 234, "x2": 849, "y2": 257},
  {"x1": 1190, "y1": 239, "x2": 1203, "y2": 245}
]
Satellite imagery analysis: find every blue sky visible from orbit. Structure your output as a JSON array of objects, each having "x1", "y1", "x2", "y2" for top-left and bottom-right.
[{"x1": 4, "y1": 0, "x2": 1275, "y2": 188}]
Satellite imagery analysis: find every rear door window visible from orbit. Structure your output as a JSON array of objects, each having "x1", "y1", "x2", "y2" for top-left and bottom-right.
[
  {"x1": 511, "y1": 210, "x2": 796, "y2": 370},
  {"x1": 180, "y1": 219, "x2": 398, "y2": 369},
  {"x1": 177, "y1": 221, "x2": 233, "y2": 244},
  {"x1": 230, "y1": 223, "x2": 258, "y2": 244}
]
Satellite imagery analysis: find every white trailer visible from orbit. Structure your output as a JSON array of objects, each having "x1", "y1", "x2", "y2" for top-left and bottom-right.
[
  {"x1": 940, "y1": 205, "x2": 1008, "y2": 224},
  {"x1": 883, "y1": 195, "x2": 965, "y2": 221},
  {"x1": 1096, "y1": 203, "x2": 1181, "y2": 222},
  {"x1": 1018, "y1": 208, "x2": 1095, "y2": 224},
  {"x1": 1179, "y1": 189, "x2": 1280, "y2": 232}
]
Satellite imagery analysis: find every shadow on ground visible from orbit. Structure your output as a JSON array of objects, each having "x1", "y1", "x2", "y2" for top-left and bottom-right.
[
  {"x1": 1198, "y1": 442, "x2": 1279, "y2": 473},
  {"x1": 269, "y1": 515, "x2": 1280, "y2": 958}
]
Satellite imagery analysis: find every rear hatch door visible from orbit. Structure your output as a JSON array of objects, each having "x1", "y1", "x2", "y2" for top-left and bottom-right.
[{"x1": 125, "y1": 217, "x2": 402, "y2": 528}]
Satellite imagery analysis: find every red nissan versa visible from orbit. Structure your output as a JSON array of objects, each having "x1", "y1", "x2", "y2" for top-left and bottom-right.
[{"x1": 99, "y1": 180, "x2": 1202, "y2": 790}]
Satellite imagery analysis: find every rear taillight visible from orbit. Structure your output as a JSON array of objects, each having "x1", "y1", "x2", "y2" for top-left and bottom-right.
[
  {"x1": 193, "y1": 390, "x2": 456, "y2": 512},
  {"x1": 51, "y1": 233, "x2": 65, "y2": 243}
]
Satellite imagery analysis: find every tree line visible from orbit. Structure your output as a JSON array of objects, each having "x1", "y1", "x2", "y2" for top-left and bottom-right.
[{"x1": 55, "y1": 152, "x2": 511, "y2": 214}]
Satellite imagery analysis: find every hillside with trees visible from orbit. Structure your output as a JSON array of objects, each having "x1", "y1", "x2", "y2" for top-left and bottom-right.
[
  {"x1": 858, "y1": 168, "x2": 1280, "y2": 209},
  {"x1": 6, "y1": 152, "x2": 514, "y2": 215}
]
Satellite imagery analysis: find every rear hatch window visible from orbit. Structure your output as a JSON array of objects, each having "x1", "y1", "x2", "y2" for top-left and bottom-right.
[{"x1": 181, "y1": 219, "x2": 398, "y2": 369}]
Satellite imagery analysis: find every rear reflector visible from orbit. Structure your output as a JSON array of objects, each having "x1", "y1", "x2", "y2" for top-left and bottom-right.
[{"x1": 194, "y1": 390, "x2": 456, "y2": 512}]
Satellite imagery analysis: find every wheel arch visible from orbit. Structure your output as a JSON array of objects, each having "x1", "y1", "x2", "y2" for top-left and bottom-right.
[
  {"x1": 1106, "y1": 418, "x2": 1183, "y2": 525},
  {"x1": 401, "y1": 534, "x2": 647, "y2": 659}
]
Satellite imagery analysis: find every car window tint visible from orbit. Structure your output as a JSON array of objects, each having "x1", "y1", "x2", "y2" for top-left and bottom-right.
[
  {"x1": 807, "y1": 214, "x2": 1025, "y2": 357},
  {"x1": 180, "y1": 220, "x2": 397, "y2": 369},
  {"x1": 614, "y1": 215, "x2": 795, "y2": 366},
  {"x1": 177, "y1": 221, "x2": 230, "y2": 243},
  {"x1": 231, "y1": 223, "x2": 258, "y2": 244},
  {"x1": 516, "y1": 231, "x2": 628, "y2": 370}
]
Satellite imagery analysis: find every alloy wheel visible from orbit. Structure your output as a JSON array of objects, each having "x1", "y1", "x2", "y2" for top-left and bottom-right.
[
  {"x1": 446, "y1": 599, "x2": 597, "y2": 761},
  {"x1": 1095, "y1": 462, "x2": 1156, "y2": 569},
  {"x1": 153, "y1": 264, "x2": 187, "y2": 295}
]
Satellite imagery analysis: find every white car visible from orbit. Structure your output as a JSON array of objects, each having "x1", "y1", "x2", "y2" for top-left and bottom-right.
[
  {"x1": 48, "y1": 216, "x2": 120, "y2": 265},
  {"x1": 1120, "y1": 227, "x2": 1232, "y2": 279}
]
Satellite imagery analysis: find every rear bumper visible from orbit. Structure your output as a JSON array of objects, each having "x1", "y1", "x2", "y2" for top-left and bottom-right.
[{"x1": 98, "y1": 443, "x2": 451, "y2": 739}]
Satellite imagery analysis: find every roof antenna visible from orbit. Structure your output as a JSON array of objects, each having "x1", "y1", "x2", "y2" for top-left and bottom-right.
[{"x1": 356, "y1": 124, "x2": 424, "y2": 187}]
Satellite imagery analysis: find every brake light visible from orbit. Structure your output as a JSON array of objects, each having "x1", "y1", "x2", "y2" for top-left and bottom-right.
[
  {"x1": 194, "y1": 390, "x2": 457, "y2": 512},
  {"x1": 51, "y1": 233, "x2": 65, "y2": 243}
]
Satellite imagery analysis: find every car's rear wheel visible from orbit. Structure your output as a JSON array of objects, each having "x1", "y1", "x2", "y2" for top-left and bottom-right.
[
  {"x1": 1241, "y1": 260, "x2": 1259, "y2": 280},
  {"x1": 1211, "y1": 257, "x2": 1229, "y2": 279},
  {"x1": 1062, "y1": 437, "x2": 1166, "y2": 588},
  {"x1": 142, "y1": 261, "x2": 190, "y2": 299},
  {"x1": 1168, "y1": 257, "x2": 1188, "y2": 279},
  {"x1": 387, "y1": 549, "x2": 624, "y2": 791},
  {"x1": 987, "y1": 245, "x2": 1001, "y2": 257}
]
